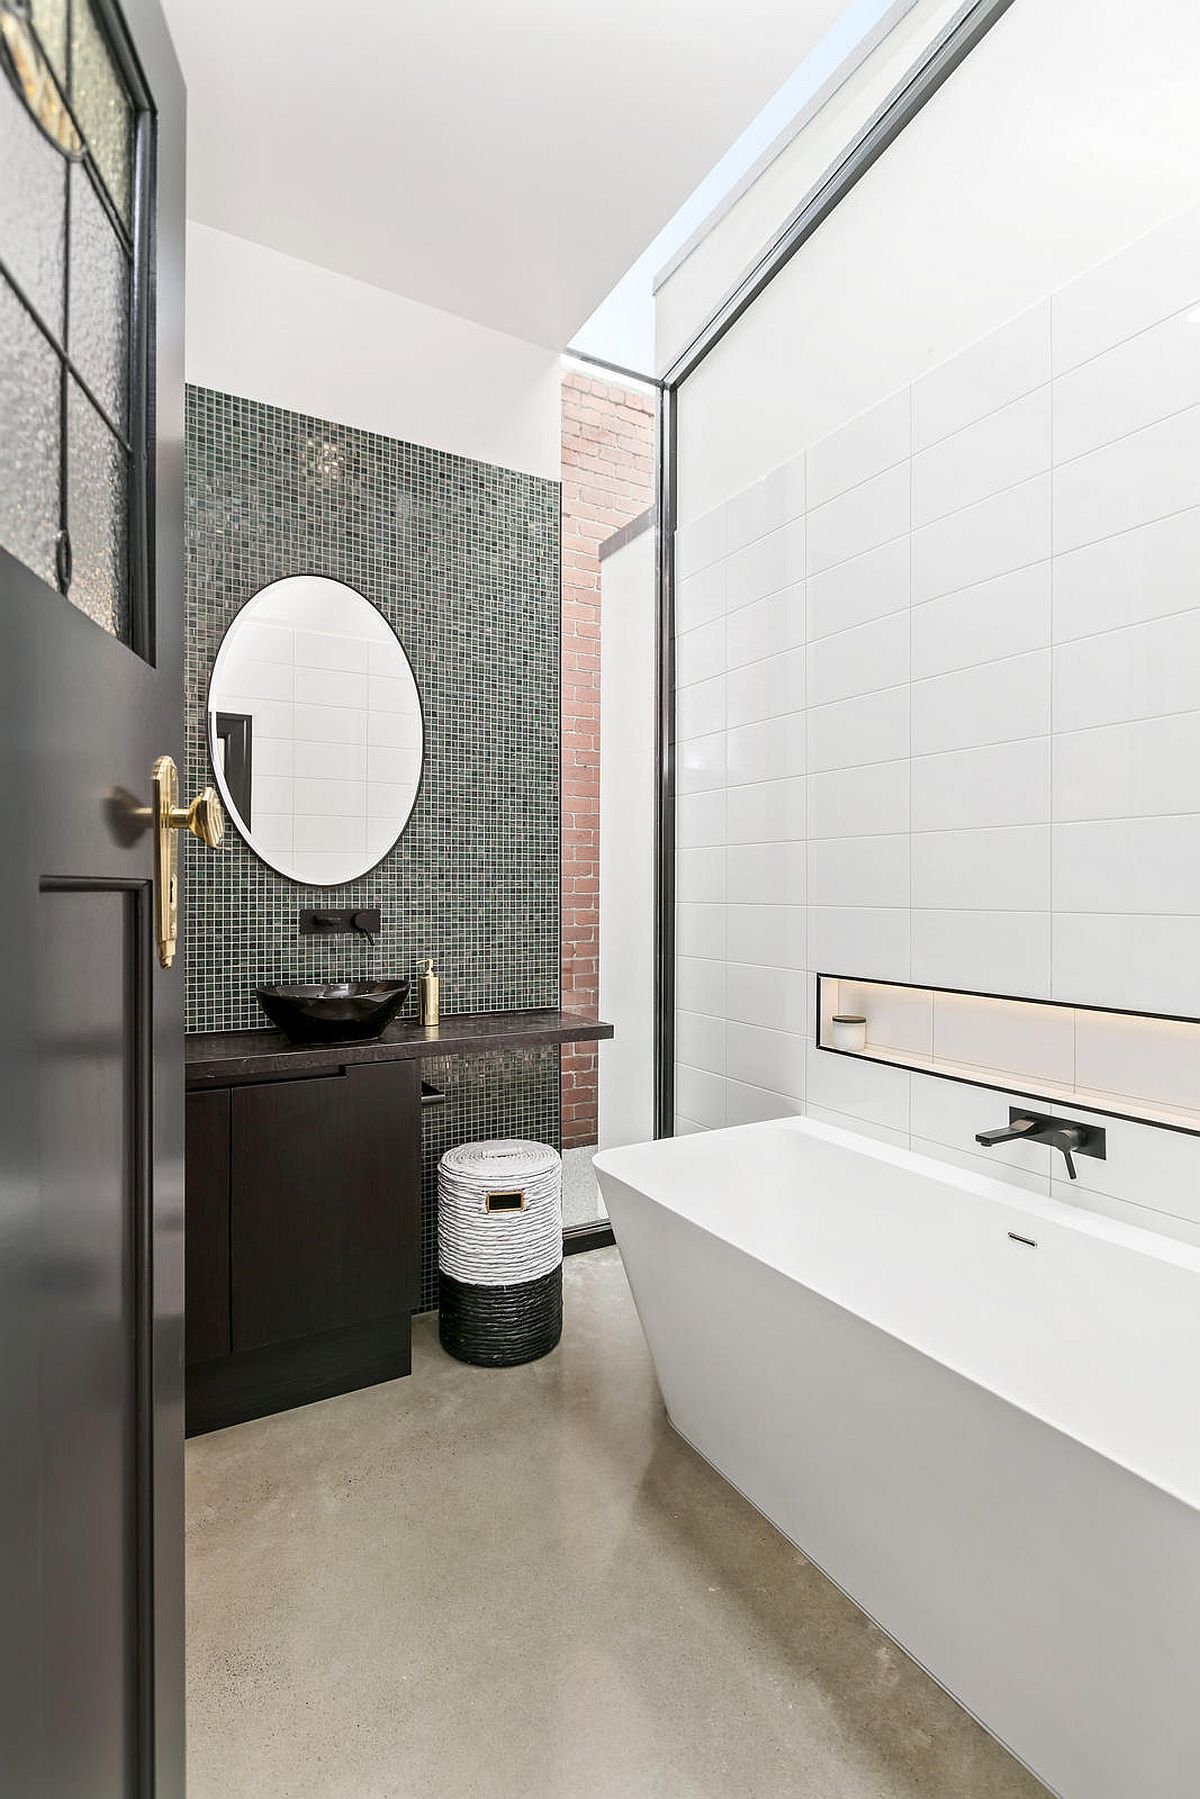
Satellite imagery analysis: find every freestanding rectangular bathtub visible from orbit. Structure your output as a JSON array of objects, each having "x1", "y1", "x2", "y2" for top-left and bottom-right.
[{"x1": 594, "y1": 1116, "x2": 1200, "y2": 1799}]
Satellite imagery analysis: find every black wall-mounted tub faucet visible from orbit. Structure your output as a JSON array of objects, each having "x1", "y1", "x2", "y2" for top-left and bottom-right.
[{"x1": 975, "y1": 1107, "x2": 1106, "y2": 1181}]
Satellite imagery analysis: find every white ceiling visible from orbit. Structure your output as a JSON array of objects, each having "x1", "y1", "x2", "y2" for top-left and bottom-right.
[{"x1": 163, "y1": 0, "x2": 849, "y2": 350}]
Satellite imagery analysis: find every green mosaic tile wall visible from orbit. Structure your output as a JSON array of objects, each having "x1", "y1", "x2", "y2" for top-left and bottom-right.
[{"x1": 184, "y1": 388, "x2": 563, "y2": 1309}]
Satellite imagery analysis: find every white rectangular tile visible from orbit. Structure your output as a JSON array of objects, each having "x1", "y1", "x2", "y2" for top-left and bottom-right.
[
  {"x1": 675, "y1": 505, "x2": 726, "y2": 579},
  {"x1": 367, "y1": 707, "x2": 422, "y2": 749},
  {"x1": 675, "y1": 673, "x2": 725, "y2": 742},
  {"x1": 366, "y1": 746, "x2": 420, "y2": 787},
  {"x1": 291, "y1": 702, "x2": 368, "y2": 745},
  {"x1": 912, "y1": 651, "x2": 1049, "y2": 755},
  {"x1": 912, "y1": 909, "x2": 1050, "y2": 999},
  {"x1": 673, "y1": 1116, "x2": 706, "y2": 1138},
  {"x1": 725, "y1": 584, "x2": 804, "y2": 670},
  {"x1": 226, "y1": 696, "x2": 292, "y2": 739},
  {"x1": 808, "y1": 906, "x2": 909, "y2": 981},
  {"x1": 809, "y1": 834, "x2": 909, "y2": 909},
  {"x1": 724, "y1": 456, "x2": 806, "y2": 553},
  {"x1": 366, "y1": 780, "x2": 416, "y2": 820},
  {"x1": 676, "y1": 561, "x2": 726, "y2": 635},
  {"x1": 726, "y1": 516, "x2": 806, "y2": 610},
  {"x1": 227, "y1": 655, "x2": 293, "y2": 703},
  {"x1": 295, "y1": 739, "x2": 367, "y2": 782},
  {"x1": 913, "y1": 387, "x2": 1051, "y2": 528},
  {"x1": 1053, "y1": 816, "x2": 1200, "y2": 915},
  {"x1": 368, "y1": 674, "x2": 419, "y2": 715},
  {"x1": 838, "y1": 980, "x2": 932, "y2": 1059},
  {"x1": 911, "y1": 561, "x2": 1050, "y2": 680},
  {"x1": 910, "y1": 1073, "x2": 1054, "y2": 1183},
  {"x1": 932, "y1": 991, "x2": 1073, "y2": 1086},
  {"x1": 674, "y1": 1065, "x2": 725, "y2": 1129},
  {"x1": 676, "y1": 789, "x2": 726, "y2": 849},
  {"x1": 807, "y1": 685, "x2": 909, "y2": 774},
  {"x1": 249, "y1": 811, "x2": 292, "y2": 856},
  {"x1": 807, "y1": 1107, "x2": 910, "y2": 1151},
  {"x1": 1052, "y1": 913, "x2": 1200, "y2": 1015},
  {"x1": 1052, "y1": 713, "x2": 1200, "y2": 822},
  {"x1": 1048, "y1": 1110, "x2": 1200, "y2": 1236},
  {"x1": 725, "y1": 904, "x2": 806, "y2": 971},
  {"x1": 251, "y1": 773, "x2": 293, "y2": 816},
  {"x1": 1052, "y1": 609, "x2": 1200, "y2": 734},
  {"x1": 725, "y1": 776, "x2": 806, "y2": 845},
  {"x1": 913, "y1": 474, "x2": 1050, "y2": 603},
  {"x1": 808, "y1": 760, "x2": 909, "y2": 838},
  {"x1": 914, "y1": 303, "x2": 1050, "y2": 449},
  {"x1": 1074, "y1": 1009, "x2": 1200, "y2": 1116},
  {"x1": 807, "y1": 389, "x2": 911, "y2": 509},
  {"x1": 368, "y1": 639, "x2": 404, "y2": 676},
  {"x1": 910, "y1": 1136, "x2": 1049, "y2": 1198},
  {"x1": 234, "y1": 621, "x2": 292, "y2": 664},
  {"x1": 292, "y1": 776, "x2": 363, "y2": 817},
  {"x1": 727, "y1": 841, "x2": 806, "y2": 906},
  {"x1": 289, "y1": 850, "x2": 366, "y2": 885},
  {"x1": 1053, "y1": 507, "x2": 1200, "y2": 643},
  {"x1": 807, "y1": 535, "x2": 910, "y2": 641},
  {"x1": 676, "y1": 902, "x2": 724, "y2": 961},
  {"x1": 676, "y1": 1010, "x2": 725, "y2": 1077},
  {"x1": 676, "y1": 617, "x2": 725, "y2": 688},
  {"x1": 725, "y1": 646, "x2": 804, "y2": 728},
  {"x1": 676, "y1": 845, "x2": 725, "y2": 905},
  {"x1": 293, "y1": 629, "x2": 369, "y2": 673},
  {"x1": 1051, "y1": 202, "x2": 1200, "y2": 373},
  {"x1": 676, "y1": 732, "x2": 725, "y2": 795},
  {"x1": 294, "y1": 812, "x2": 365, "y2": 854},
  {"x1": 726, "y1": 1023, "x2": 806, "y2": 1102},
  {"x1": 808, "y1": 462, "x2": 910, "y2": 575},
  {"x1": 1054, "y1": 306, "x2": 1200, "y2": 465},
  {"x1": 913, "y1": 825, "x2": 1049, "y2": 912},
  {"x1": 1053, "y1": 404, "x2": 1200, "y2": 554},
  {"x1": 807, "y1": 610, "x2": 909, "y2": 708},
  {"x1": 726, "y1": 712, "x2": 805, "y2": 786},
  {"x1": 805, "y1": 1044, "x2": 911, "y2": 1132},
  {"x1": 724, "y1": 1082, "x2": 804, "y2": 1127},
  {"x1": 250, "y1": 736, "x2": 293, "y2": 778},
  {"x1": 676, "y1": 955, "x2": 725, "y2": 1019},
  {"x1": 725, "y1": 963, "x2": 809, "y2": 1034},
  {"x1": 914, "y1": 738, "x2": 1050, "y2": 833}
]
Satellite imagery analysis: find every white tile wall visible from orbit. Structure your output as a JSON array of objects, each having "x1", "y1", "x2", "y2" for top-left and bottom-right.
[{"x1": 673, "y1": 201, "x2": 1200, "y2": 1244}]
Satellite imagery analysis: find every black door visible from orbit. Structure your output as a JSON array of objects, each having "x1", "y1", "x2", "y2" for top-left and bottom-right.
[{"x1": 0, "y1": 2, "x2": 190, "y2": 1794}]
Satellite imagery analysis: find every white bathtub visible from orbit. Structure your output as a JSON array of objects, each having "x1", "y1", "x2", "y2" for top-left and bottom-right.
[{"x1": 594, "y1": 1116, "x2": 1200, "y2": 1799}]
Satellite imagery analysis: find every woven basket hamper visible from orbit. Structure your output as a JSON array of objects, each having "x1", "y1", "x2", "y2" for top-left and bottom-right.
[{"x1": 437, "y1": 1139, "x2": 563, "y2": 1366}]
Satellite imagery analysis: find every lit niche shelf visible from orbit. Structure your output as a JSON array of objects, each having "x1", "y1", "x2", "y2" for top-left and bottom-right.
[{"x1": 816, "y1": 974, "x2": 1200, "y2": 1139}]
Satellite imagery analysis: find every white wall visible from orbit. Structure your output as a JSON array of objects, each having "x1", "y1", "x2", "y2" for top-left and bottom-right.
[
  {"x1": 672, "y1": 183, "x2": 1200, "y2": 1245},
  {"x1": 670, "y1": 0, "x2": 1200, "y2": 518},
  {"x1": 186, "y1": 223, "x2": 562, "y2": 480},
  {"x1": 599, "y1": 522, "x2": 657, "y2": 1152}
]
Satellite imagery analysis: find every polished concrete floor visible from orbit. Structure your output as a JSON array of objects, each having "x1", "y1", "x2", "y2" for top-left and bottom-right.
[{"x1": 186, "y1": 1248, "x2": 1048, "y2": 1799}]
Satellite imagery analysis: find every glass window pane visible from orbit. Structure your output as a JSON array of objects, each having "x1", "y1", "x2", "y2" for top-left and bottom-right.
[
  {"x1": 70, "y1": 0, "x2": 132, "y2": 228},
  {"x1": 68, "y1": 163, "x2": 127, "y2": 429},
  {"x1": 30, "y1": 0, "x2": 68, "y2": 87},
  {"x1": 67, "y1": 376, "x2": 128, "y2": 641},
  {"x1": 0, "y1": 277, "x2": 61, "y2": 587},
  {"x1": 0, "y1": 63, "x2": 67, "y2": 325}
]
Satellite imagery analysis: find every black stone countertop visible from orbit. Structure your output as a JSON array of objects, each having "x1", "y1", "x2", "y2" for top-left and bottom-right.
[{"x1": 185, "y1": 1009, "x2": 614, "y2": 1087}]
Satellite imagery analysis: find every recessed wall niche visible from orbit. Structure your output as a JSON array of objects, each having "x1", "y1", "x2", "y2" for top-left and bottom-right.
[{"x1": 818, "y1": 975, "x2": 1200, "y2": 1137}]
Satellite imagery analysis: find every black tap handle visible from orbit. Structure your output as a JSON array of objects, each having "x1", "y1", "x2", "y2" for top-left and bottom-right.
[{"x1": 1063, "y1": 1148, "x2": 1077, "y2": 1181}]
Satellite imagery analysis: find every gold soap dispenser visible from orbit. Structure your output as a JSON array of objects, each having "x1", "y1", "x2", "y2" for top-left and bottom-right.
[{"x1": 419, "y1": 956, "x2": 440, "y2": 1028}]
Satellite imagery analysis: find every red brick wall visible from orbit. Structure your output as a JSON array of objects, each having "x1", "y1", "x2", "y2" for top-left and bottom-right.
[{"x1": 560, "y1": 369, "x2": 656, "y2": 1149}]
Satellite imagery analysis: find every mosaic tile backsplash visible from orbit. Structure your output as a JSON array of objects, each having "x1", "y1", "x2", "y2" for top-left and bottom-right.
[{"x1": 184, "y1": 386, "x2": 561, "y2": 1032}]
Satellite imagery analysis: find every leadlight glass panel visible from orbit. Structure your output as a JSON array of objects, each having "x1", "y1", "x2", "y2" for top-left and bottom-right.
[
  {"x1": 67, "y1": 374, "x2": 128, "y2": 640},
  {"x1": 68, "y1": 158, "x2": 128, "y2": 429},
  {"x1": 0, "y1": 277, "x2": 61, "y2": 585},
  {"x1": 70, "y1": 0, "x2": 131, "y2": 227},
  {"x1": 0, "y1": 53, "x2": 66, "y2": 322},
  {"x1": 30, "y1": 0, "x2": 67, "y2": 84}
]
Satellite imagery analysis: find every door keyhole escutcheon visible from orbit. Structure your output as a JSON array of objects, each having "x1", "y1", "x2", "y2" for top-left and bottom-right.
[{"x1": 152, "y1": 755, "x2": 224, "y2": 967}]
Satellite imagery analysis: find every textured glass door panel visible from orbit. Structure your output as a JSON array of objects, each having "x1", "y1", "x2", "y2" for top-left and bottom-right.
[
  {"x1": 71, "y1": 0, "x2": 132, "y2": 227},
  {"x1": 31, "y1": 0, "x2": 69, "y2": 84},
  {"x1": 69, "y1": 163, "x2": 128, "y2": 429},
  {"x1": 67, "y1": 377, "x2": 129, "y2": 640},
  {"x1": 0, "y1": 70, "x2": 67, "y2": 323},
  {"x1": 0, "y1": 278, "x2": 61, "y2": 587}
]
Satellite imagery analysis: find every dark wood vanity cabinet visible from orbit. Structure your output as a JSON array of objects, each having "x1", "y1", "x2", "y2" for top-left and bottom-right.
[{"x1": 185, "y1": 1060, "x2": 422, "y2": 1434}]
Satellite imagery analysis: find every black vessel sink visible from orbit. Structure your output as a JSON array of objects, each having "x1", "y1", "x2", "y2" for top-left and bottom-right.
[{"x1": 256, "y1": 980, "x2": 411, "y2": 1044}]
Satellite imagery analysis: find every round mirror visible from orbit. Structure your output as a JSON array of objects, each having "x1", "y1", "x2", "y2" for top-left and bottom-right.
[{"x1": 207, "y1": 575, "x2": 423, "y2": 885}]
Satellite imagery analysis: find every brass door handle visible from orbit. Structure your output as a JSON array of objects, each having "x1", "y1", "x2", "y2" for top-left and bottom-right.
[{"x1": 152, "y1": 755, "x2": 225, "y2": 967}]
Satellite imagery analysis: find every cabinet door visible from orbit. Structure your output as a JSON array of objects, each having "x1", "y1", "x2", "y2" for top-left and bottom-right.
[
  {"x1": 230, "y1": 1061, "x2": 420, "y2": 1352},
  {"x1": 185, "y1": 1090, "x2": 231, "y2": 1364}
]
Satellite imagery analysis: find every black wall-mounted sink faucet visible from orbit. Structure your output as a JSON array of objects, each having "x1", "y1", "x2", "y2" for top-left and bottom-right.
[
  {"x1": 299, "y1": 906, "x2": 381, "y2": 943},
  {"x1": 975, "y1": 1107, "x2": 1106, "y2": 1181}
]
